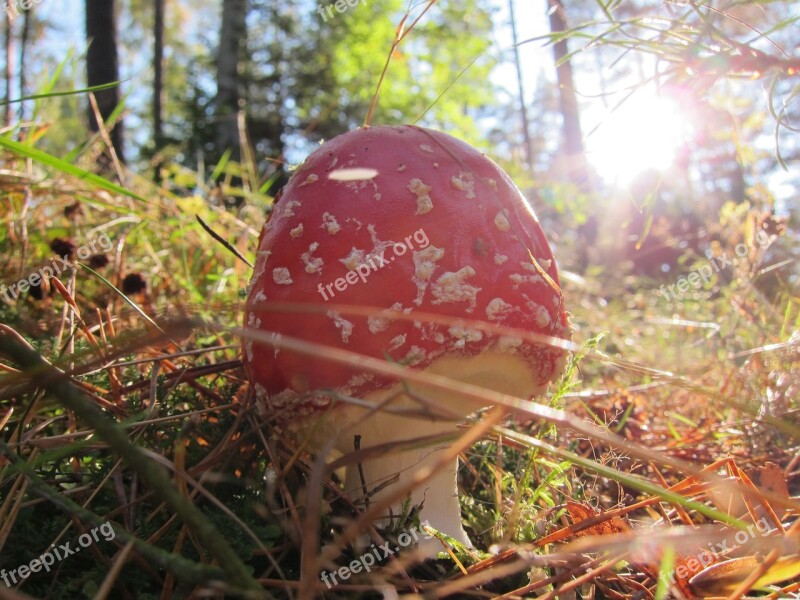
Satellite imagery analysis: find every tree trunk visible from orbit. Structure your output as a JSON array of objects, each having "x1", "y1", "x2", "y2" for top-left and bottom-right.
[
  {"x1": 18, "y1": 8, "x2": 30, "y2": 122},
  {"x1": 215, "y1": 0, "x2": 247, "y2": 161},
  {"x1": 153, "y1": 0, "x2": 165, "y2": 181},
  {"x1": 509, "y1": 0, "x2": 534, "y2": 173},
  {"x1": 86, "y1": 0, "x2": 124, "y2": 165},
  {"x1": 547, "y1": 0, "x2": 595, "y2": 270},
  {"x1": 5, "y1": 12, "x2": 13, "y2": 127},
  {"x1": 547, "y1": 0, "x2": 583, "y2": 159}
]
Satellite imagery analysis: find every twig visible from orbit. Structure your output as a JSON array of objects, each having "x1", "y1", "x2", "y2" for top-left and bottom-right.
[{"x1": 196, "y1": 215, "x2": 253, "y2": 268}]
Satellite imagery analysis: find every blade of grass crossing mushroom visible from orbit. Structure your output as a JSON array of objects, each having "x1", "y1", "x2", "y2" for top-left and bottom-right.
[
  {"x1": 256, "y1": 301, "x2": 800, "y2": 439},
  {"x1": 88, "y1": 92, "x2": 127, "y2": 185}
]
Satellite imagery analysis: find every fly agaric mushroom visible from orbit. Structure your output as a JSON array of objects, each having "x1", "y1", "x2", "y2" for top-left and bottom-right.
[{"x1": 244, "y1": 125, "x2": 570, "y2": 555}]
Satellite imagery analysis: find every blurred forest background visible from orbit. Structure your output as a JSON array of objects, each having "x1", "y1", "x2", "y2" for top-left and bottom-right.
[
  {"x1": 1, "y1": 0, "x2": 800, "y2": 598},
  {"x1": 3, "y1": 0, "x2": 799, "y2": 278}
]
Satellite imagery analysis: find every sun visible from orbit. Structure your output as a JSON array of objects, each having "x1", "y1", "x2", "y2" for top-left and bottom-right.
[{"x1": 585, "y1": 91, "x2": 693, "y2": 184}]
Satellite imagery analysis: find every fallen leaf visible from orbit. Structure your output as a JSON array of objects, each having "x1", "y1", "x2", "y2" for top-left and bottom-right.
[
  {"x1": 689, "y1": 554, "x2": 800, "y2": 596},
  {"x1": 565, "y1": 501, "x2": 630, "y2": 537}
]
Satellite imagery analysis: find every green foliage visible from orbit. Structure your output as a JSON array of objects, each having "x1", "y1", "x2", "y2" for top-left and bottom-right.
[
  {"x1": 316, "y1": 0, "x2": 497, "y2": 138},
  {"x1": 176, "y1": 0, "x2": 499, "y2": 172}
]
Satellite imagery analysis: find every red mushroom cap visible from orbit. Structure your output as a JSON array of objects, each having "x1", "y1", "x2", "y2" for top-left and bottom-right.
[{"x1": 244, "y1": 125, "x2": 570, "y2": 421}]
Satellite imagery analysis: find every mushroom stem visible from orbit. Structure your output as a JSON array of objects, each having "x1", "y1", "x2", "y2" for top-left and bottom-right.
[
  {"x1": 329, "y1": 351, "x2": 552, "y2": 557},
  {"x1": 339, "y1": 409, "x2": 471, "y2": 556}
]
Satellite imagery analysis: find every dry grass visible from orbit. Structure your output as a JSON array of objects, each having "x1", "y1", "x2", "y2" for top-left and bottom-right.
[{"x1": 0, "y1": 137, "x2": 798, "y2": 600}]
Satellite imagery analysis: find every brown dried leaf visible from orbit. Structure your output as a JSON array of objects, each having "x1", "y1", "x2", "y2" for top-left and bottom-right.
[
  {"x1": 565, "y1": 501, "x2": 630, "y2": 537},
  {"x1": 689, "y1": 554, "x2": 800, "y2": 597},
  {"x1": 673, "y1": 547, "x2": 719, "y2": 598},
  {"x1": 756, "y1": 462, "x2": 790, "y2": 520}
]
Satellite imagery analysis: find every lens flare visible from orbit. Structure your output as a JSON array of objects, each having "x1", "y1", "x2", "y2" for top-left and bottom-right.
[{"x1": 586, "y1": 92, "x2": 693, "y2": 184}]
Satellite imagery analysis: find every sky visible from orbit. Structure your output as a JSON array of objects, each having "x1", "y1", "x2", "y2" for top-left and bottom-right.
[{"x1": 491, "y1": 0, "x2": 550, "y2": 101}]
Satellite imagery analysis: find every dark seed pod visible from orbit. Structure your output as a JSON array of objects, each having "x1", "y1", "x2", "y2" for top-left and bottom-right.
[
  {"x1": 88, "y1": 254, "x2": 110, "y2": 269},
  {"x1": 49, "y1": 238, "x2": 76, "y2": 260},
  {"x1": 121, "y1": 273, "x2": 147, "y2": 295},
  {"x1": 64, "y1": 202, "x2": 84, "y2": 221}
]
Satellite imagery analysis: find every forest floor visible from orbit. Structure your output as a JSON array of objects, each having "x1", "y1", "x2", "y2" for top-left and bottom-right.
[{"x1": 0, "y1": 147, "x2": 799, "y2": 600}]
